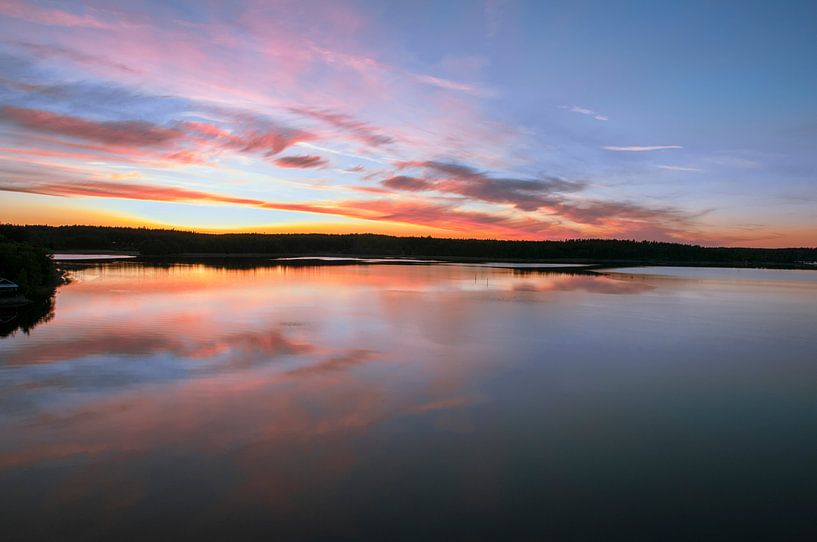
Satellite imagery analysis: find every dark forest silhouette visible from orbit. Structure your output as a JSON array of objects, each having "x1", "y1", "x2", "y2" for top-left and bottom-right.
[
  {"x1": 0, "y1": 235, "x2": 60, "y2": 337},
  {"x1": 0, "y1": 234, "x2": 60, "y2": 297},
  {"x1": 2, "y1": 224, "x2": 816, "y2": 267}
]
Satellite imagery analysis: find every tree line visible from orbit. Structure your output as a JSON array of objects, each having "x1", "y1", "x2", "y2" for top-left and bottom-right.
[
  {"x1": 1, "y1": 224, "x2": 816, "y2": 266},
  {"x1": 0, "y1": 234, "x2": 61, "y2": 298}
]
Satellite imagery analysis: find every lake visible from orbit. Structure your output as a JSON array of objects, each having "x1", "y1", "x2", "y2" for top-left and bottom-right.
[{"x1": 1, "y1": 262, "x2": 816, "y2": 540}]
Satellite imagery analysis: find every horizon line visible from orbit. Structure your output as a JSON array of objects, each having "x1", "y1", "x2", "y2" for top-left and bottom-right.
[{"x1": 3, "y1": 223, "x2": 815, "y2": 250}]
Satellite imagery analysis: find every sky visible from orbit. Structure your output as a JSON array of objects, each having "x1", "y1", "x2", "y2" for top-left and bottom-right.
[{"x1": 0, "y1": 0, "x2": 815, "y2": 247}]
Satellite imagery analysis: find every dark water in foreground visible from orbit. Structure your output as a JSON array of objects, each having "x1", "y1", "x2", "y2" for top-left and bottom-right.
[{"x1": 1, "y1": 263, "x2": 817, "y2": 541}]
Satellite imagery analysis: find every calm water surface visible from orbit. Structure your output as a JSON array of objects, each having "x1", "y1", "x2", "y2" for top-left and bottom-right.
[{"x1": 1, "y1": 263, "x2": 817, "y2": 541}]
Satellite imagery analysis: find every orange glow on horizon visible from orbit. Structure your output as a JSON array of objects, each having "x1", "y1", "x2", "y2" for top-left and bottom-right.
[{"x1": 4, "y1": 210, "x2": 815, "y2": 248}]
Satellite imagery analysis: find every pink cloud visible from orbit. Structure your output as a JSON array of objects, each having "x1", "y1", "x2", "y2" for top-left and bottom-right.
[
  {"x1": 290, "y1": 107, "x2": 394, "y2": 147},
  {"x1": 381, "y1": 175, "x2": 434, "y2": 192},
  {"x1": 13, "y1": 41, "x2": 141, "y2": 74},
  {"x1": 183, "y1": 121, "x2": 241, "y2": 143},
  {"x1": 0, "y1": 0, "x2": 114, "y2": 29},
  {"x1": 0, "y1": 106, "x2": 181, "y2": 147},
  {"x1": 236, "y1": 129, "x2": 315, "y2": 156},
  {"x1": 0, "y1": 106, "x2": 319, "y2": 165},
  {"x1": 0, "y1": 178, "x2": 576, "y2": 238},
  {"x1": 274, "y1": 155, "x2": 328, "y2": 168},
  {"x1": 183, "y1": 117, "x2": 316, "y2": 157},
  {"x1": 0, "y1": 179, "x2": 266, "y2": 207}
]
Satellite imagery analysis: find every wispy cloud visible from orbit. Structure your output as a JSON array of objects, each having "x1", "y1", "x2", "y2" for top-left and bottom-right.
[
  {"x1": 0, "y1": 179, "x2": 265, "y2": 206},
  {"x1": 381, "y1": 160, "x2": 701, "y2": 237},
  {"x1": 0, "y1": 177, "x2": 573, "y2": 238},
  {"x1": 391, "y1": 160, "x2": 585, "y2": 211},
  {"x1": 273, "y1": 155, "x2": 328, "y2": 169},
  {"x1": 0, "y1": 103, "x2": 324, "y2": 167},
  {"x1": 411, "y1": 73, "x2": 487, "y2": 96},
  {"x1": 289, "y1": 107, "x2": 394, "y2": 147},
  {"x1": 602, "y1": 145, "x2": 683, "y2": 152},
  {"x1": 0, "y1": 169, "x2": 704, "y2": 241},
  {"x1": 561, "y1": 105, "x2": 608, "y2": 121},
  {"x1": 657, "y1": 165, "x2": 701, "y2": 172},
  {"x1": 603, "y1": 145, "x2": 683, "y2": 151},
  {"x1": 0, "y1": 105, "x2": 181, "y2": 147},
  {"x1": 381, "y1": 175, "x2": 435, "y2": 192},
  {"x1": 707, "y1": 155, "x2": 761, "y2": 169},
  {"x1": 12, "y1": 41, "x2": 141, "y2": 74},
  {"x1": 0, "y1": 0, "x2": 115, "y2": 29}
]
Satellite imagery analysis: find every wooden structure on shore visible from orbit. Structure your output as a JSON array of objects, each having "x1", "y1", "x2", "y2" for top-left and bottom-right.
[{"x1": 0, "y1": 278, "x2": 20, "y2": 298}]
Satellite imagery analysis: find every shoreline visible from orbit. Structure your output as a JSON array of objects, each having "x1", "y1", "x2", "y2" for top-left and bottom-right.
[{"x1": 51, "y1": 252, "x2": 817, "y2": 271}]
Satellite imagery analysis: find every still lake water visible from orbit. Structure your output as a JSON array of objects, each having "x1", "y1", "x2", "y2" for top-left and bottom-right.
[{"x1": 1, "y1": 262, "x2": 817, "y2": 540}]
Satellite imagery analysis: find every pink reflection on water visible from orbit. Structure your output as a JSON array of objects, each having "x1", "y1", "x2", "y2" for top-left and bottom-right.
[{"x1": 0, "y1": 263, "x2": 658, "y2": 530}]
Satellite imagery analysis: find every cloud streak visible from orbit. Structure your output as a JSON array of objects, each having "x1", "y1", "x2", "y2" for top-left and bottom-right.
[
  {"x1": 0, "y1": 103, "x2": 323, "y2": 165},
  {"x1": 273, "y1": 154, "x2": 328, "y2": 168},
  {"x1": 381, "y1": 175, "x2": 435, "y2": 191},
  {"x1": 0, "y1": 105, "x2": 181, "y2": 147},
  {"x1": 657, "y1": 165, "x2": 701, "y2": 172},
  {"x1": 390, "y1": 160, "x2": 586, "y2": 211},
  {"x1": 603, "y1": 145, "x2": 683, "y2": 152},
  {"x1": 0, "y1": 179, "x2": 266, "y2": 207},
  {"x1": 561, "y1": 105, "x2": 608, "y2": 121},
  {"x1": 12, "y1": 41, "x2": 141, "y2": 74},
  {"x1": 289, "y1": 107, "x2": 394, "y2": 147},
  {"x1": 0, "y1": 178, "x2": 574, "y2": 238},
  {"x1": 0, "y1": 0, "x2": 115, "y2": 29},
  {"x1": 412, "y1": 74, "x2": 483, "y2": 95},
  {"x1": 379, "y1": 160, "x2": 698, "y2": 236}
]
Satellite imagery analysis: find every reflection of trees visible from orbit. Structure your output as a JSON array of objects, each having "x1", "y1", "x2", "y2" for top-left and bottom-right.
[{"x1": 0, "y1": 295, "x2": 55, "y2": 338}]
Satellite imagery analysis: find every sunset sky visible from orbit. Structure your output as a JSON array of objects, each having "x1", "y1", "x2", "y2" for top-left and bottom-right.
[{"x1": 0, "y1": 0, "x2": 815, "y2": 247}]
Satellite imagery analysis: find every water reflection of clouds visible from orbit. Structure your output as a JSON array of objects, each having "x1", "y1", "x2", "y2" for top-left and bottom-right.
[
  {"x1": 285, "y1": 349, "x2": 379, "y2": 376},
  {"x1": 0, "y1": 263, "x2": 673, "y2": 537},
  {"x1": 0, "y1": 353, "x2": 449, "y2": 533},
  {"x1": 510, "y1": 274, "x2": 655, "y2": 295},
  {"x1": 0, "y1": 266, "x2": 505, "y2": 448},
  {"x1": 2, "y1": 324, "x2": 315, "y2": 366},
  {"x1": 0, "y1": 265, "x2": 658, "y2": 419},
  {"x1": 0, "y1": 329, "x2": 386, "y2": 424}
]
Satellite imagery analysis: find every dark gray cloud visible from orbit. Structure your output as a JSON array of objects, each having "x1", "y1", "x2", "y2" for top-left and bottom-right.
[
  {"x1": 380, "y1": 159, "x2": 698, "y2": 235},
  {"x1": 386, "y1": 160, "x2": 586, "y2": 211},
  {"x1": 381, "y1": 175, "x2": 434, "y2": 191}
]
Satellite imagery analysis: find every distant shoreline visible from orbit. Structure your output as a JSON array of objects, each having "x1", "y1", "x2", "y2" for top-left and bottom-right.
[
  {"x1": 50, "y1": 252, "x2": 817, "y2": 271},
  {"x1": 5, "y1": 224, "x2": 816, "y2": 270}
]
